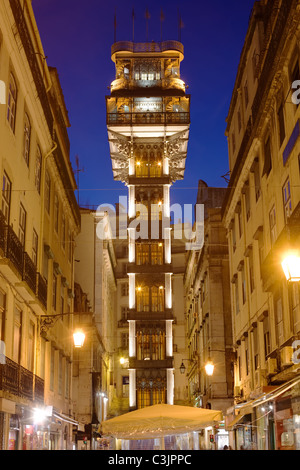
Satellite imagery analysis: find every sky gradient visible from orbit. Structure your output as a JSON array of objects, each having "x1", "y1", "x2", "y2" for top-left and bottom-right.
[{"x1": 32, "y1": 0, "x2": 255, "y2": 212}]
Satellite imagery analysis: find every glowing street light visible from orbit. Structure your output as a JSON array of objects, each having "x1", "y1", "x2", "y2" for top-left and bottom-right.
[
  {"x1": 204, "y1": 358, "x2": 215, "y2": 377},
  {"x1": 73, "y1": 328, "x2": 85, "y2": 348},
  {"x1": 281, "y1": 253, "x2": 300, "y2": 282}
]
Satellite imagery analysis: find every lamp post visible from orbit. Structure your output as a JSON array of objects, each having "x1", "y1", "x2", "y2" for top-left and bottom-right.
[
  {"x1": 281, "y1": 252, "x2": 300, "y2": 282},
  {"x1": 39, "y1": 311, "x2": 87, "y2": 348}
]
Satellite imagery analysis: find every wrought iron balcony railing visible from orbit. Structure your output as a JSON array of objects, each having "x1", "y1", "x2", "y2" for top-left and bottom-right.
[
  {"x1": 0, "y1": 356, "x2": 44, "y2": 403},
  {"x1": 107, "y1": 111, "x2": 190, "y2": 126},
  {"x1": 0, "y1": 213, "x2": 47, "y2": 308}
]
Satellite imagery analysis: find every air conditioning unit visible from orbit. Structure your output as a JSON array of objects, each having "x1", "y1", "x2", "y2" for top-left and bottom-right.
[
  {"x1": 266, "y1": 357, "x2": 277, "y2": 376},
  {"x1": 254, "y1": 369, "x2": 267, "y2": 388},
  {"x1": 281, "y1": 347, "x2": 294, "y2": 368}
]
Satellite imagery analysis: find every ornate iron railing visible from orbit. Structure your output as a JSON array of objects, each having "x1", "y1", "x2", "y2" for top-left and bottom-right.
[
  {"x1": 107, "y1": 112, "x2": 190, "y2": 126},
  {"x1": 23, "y1": 252, "x2": 37, "y2": 293},
  {"x1": 0, "y1": 357, "x2": 44, "y2": 403},
  {"x1": 6, "y1": 226, "x2": 24, "y2": 276},
  {"x1": 36, "y1": 273, "x2": 48, "y2": 309}
]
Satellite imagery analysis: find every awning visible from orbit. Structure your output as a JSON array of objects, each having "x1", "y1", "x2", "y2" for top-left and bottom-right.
[
  {"x1": 226, "y1": 375, "x2": 300, "y2": 430},
  {"x1": 101, "y1": 404, "x2": 223, "y2": 440},
  {"x1": 52, "y1": 411, "x2": 79, "y2": 426}
]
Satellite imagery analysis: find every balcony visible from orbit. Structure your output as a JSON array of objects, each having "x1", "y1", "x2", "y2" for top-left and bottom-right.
[
  {"x1": 107, "y1": 112, "x2": 190, "y2": 126},
  {"x1": 127, "y1": 262, "x2": 173, "y2": 274},
  {"x1": 129, "y1": 357, "x2": 173, "y2": 369},
  {"x1": 0, "y1": 356, "x2": 44, "y2": 403},
  {"x1": 0, "y1": 215, "x2": 47, "y2": 309},
  {"x1": 111, "y1": 40, "x2": 184, "y2": 56},
  {"x1": 127, "y1": 309, "x2": 174, "y2": 321}
]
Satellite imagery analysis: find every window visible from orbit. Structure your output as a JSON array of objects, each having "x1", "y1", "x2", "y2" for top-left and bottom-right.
[
  {"x1": 13, "y1": 306, "x2": 22, "y2": 363},
  {"x1": 135, "y1": 72, "x2": 140, "y2": 80},
  {"x1": 0, "y1": 290, "x2": 6, "y2": 342},
  {"x1": 27, "y1": 321, "x2": 35, "y2": 372},
  {"x1": 45, "y1": 170, "x2": 51, "y2": 214},
  {"x1": 237, "y1": 109, "x2": 242, "y2": 133},
  {"x1": 54, "y1": 193, "x2": 59, "y2": 233},
  {"x1": 233, "y1": 276, "x2": 239, "y2": 314},
  {"x1": 282, "y1": 178, "x2": 292, "y2": 221},
  {"x1": 156, "y1": 72, "x2": 160, "y2": 80},
  {"x1": 290, "y1": 58, "x2": 300, "y2": 108},
  {"x1": 62, "y1": 215, "x2": 66, "y2": 251},
  {"x1": 244, "y1": 182, "x2": 251, "y2": 221},
  {"x1": 50, "y1": 346, "x2": 55, "y2": 391},
  {"x1": 263, "y1": 316, "x2": 271, "y2": 358},
  {"x1": 277, "y1": 102, "x2": 285, "y2": 147},
  {"x1": 275, "y1": 292, "x2": 284, "y2": 346},
  {"x1": 253, "y1": 327, "x2": 259, "y2": 370},
  {"x1": 262, "y1": 135, "x2": 272, "y2": 177},
  {"x1": 65, "y1": 361, "x2": 70, "y2": 399},
  {"x1": 52, "y1": 273, "x2": 57, "y2": 311},
  {"x1": 58, "y1": 352, "x2": 63, "y2": 395},
  {"x1": 252, "y1": 158, "x2": 261, "y2": 201},
  {"x1": 232, "y1": 132, "x2": 236, "y2": 154},
  {"x1": 32, "y1": 229, "x2": 38, "y2": 266},
  {"x1": 1, "y1": 172, "x2": 11, "y2": 223},
  {"x1": 252, "y1": 49, "x2": 259, "y2": 80},
  {"x1": 121, "y1": 282, "x2": 129, "y2": 297},
  {"x1": 7, "y1": 73, "x2": 17, "y2": 132},
  {"x1": 248, "y1": 248, "x2": 255, "y2": 294},
  {"x1": 245, "y1": 336, "x2": 250, "y2": 376},
  {"x1": 18, "y1": 204, "x2": 26, "y2": 247},
  {"x1": 35, "y1": 146, "x2": 42, "y2": 193},
  {"x1": 121, "y1": 306, "x2": 129, "y2": 320},
  {"x1": 148, "y1": 73, "x2": 154, "y2": 81},
  {"x1": 231, "y1": 219, "x2": 236, "y2": 252},
  {"x1": 23, "y1": 113, "x2": 31, "y2": 165},
  {"x1": 68, "y1": 228, "x2": 72, "y2": 262},
  {"x1": 269, "y1": 205, "x2": 277, "y2": 245},
  {"x1": 141, "y1": 73, "x2": 147, "y2": 80},
  {"x1": 241, "y1": 264, "x2": 246, "y2": 304},
  {"x1": 121, "y1": 333, "x2": 129, "y2": 349},
  {"x1": 244, "y1": 80, "x2": 249, "y2": 108}
]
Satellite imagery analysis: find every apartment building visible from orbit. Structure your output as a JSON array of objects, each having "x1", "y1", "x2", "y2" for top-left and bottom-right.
[
  {"x1": 0, "y1": 0, "x2": 80, "y2": 450},
  {"x1": 184, "y1": 181, "x2": 233, "y2": 448},
  {"x1": 223, "y1": 0, "x2": 300, "y2": 450}
]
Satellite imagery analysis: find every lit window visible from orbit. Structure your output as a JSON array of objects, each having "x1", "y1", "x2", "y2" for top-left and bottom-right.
[
  {"x1": 135, "y1": 73, "x2": 140, "y2": 80},
  {"x1": 148, "y1": 73, "x2": 154, "y2": 81},
  {"x1": 141, "y1": 73, "x2": 147, "y2": 80},
  {"x1": 156, "y1": 72, "x2": 161, "y2": 80}
]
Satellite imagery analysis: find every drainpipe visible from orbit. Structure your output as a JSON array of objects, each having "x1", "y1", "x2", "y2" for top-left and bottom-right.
[{"x1": 38, "y1": 141, "x2": 57, "y2": 278}]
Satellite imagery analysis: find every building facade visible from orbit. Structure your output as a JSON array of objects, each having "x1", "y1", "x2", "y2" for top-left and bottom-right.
[
  {"x1": 184, "y1": 181, "x2": 233, "y2": 449},
  {"x1": 73, "y1": 209, "x2": 117, "y2": 449},
  {"x1": 223, "y1": 0, "x2": 300, "y2": 450},
  {"x1": 106, "y1": 39, "x2": 190, "y2": 412},
  {"x1": 0, "y1": 0, "x2": 80, "y2": 450}
]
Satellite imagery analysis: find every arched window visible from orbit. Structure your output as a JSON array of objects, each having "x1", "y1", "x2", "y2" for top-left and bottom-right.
[
  {"x1": 7, "y1": 73, "x2": 17, "y2": 132},
  {"x1": 23, "y1": 113, "x2": 31, "y2": 165}
]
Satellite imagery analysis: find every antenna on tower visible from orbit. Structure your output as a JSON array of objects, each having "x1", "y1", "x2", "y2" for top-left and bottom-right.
[
  {"x1": 75, "y1": 155, "x2": 84, "y2": 205},
  {"x1": 178, "y1": 10, "x2": 184, "y2": 42},
  {"x1": 145, "y1": 8, "x2": 150, "y2": 42},
  {"x1": 160, "y1": 9, "x2": 165, "y2": 43},
  {"x1": 114, "y1": 8, "x2": 117, "y2": 43},
  {"x1": 132, "y1": 7, "x2": 135, "y2": 42}
]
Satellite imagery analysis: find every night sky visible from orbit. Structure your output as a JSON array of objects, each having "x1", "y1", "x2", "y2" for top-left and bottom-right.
[{"x1": 32, "y1": 0, "x2": 255, "y2": 213}]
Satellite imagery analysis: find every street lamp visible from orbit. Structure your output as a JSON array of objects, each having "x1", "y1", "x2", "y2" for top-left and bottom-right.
[
  {"x1": 281, "y1": 252, "x2": 300, "y2": 282},
  {"x1": 40, "y1": 311, "x2": 88, "y2": 348},
  {"x1": 73, "y1": 329, "x2": 86, "y2": 348},
  {"x1": 204, "y1": 358, "x2": 215, "y2": 377},
  {"x1": 179, "y1": 358, "x2": 196, "y2": 374}
]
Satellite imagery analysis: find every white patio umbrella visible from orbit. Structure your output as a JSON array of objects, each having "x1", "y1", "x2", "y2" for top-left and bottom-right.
[{"x1": 101, "y1": 404, "x2": 223, "y2": 440}]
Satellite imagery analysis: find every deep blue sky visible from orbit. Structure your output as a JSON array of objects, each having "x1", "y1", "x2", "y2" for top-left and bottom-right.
[{"x1": 32, "y1": 0, "x2": 255, "y2": 211}]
